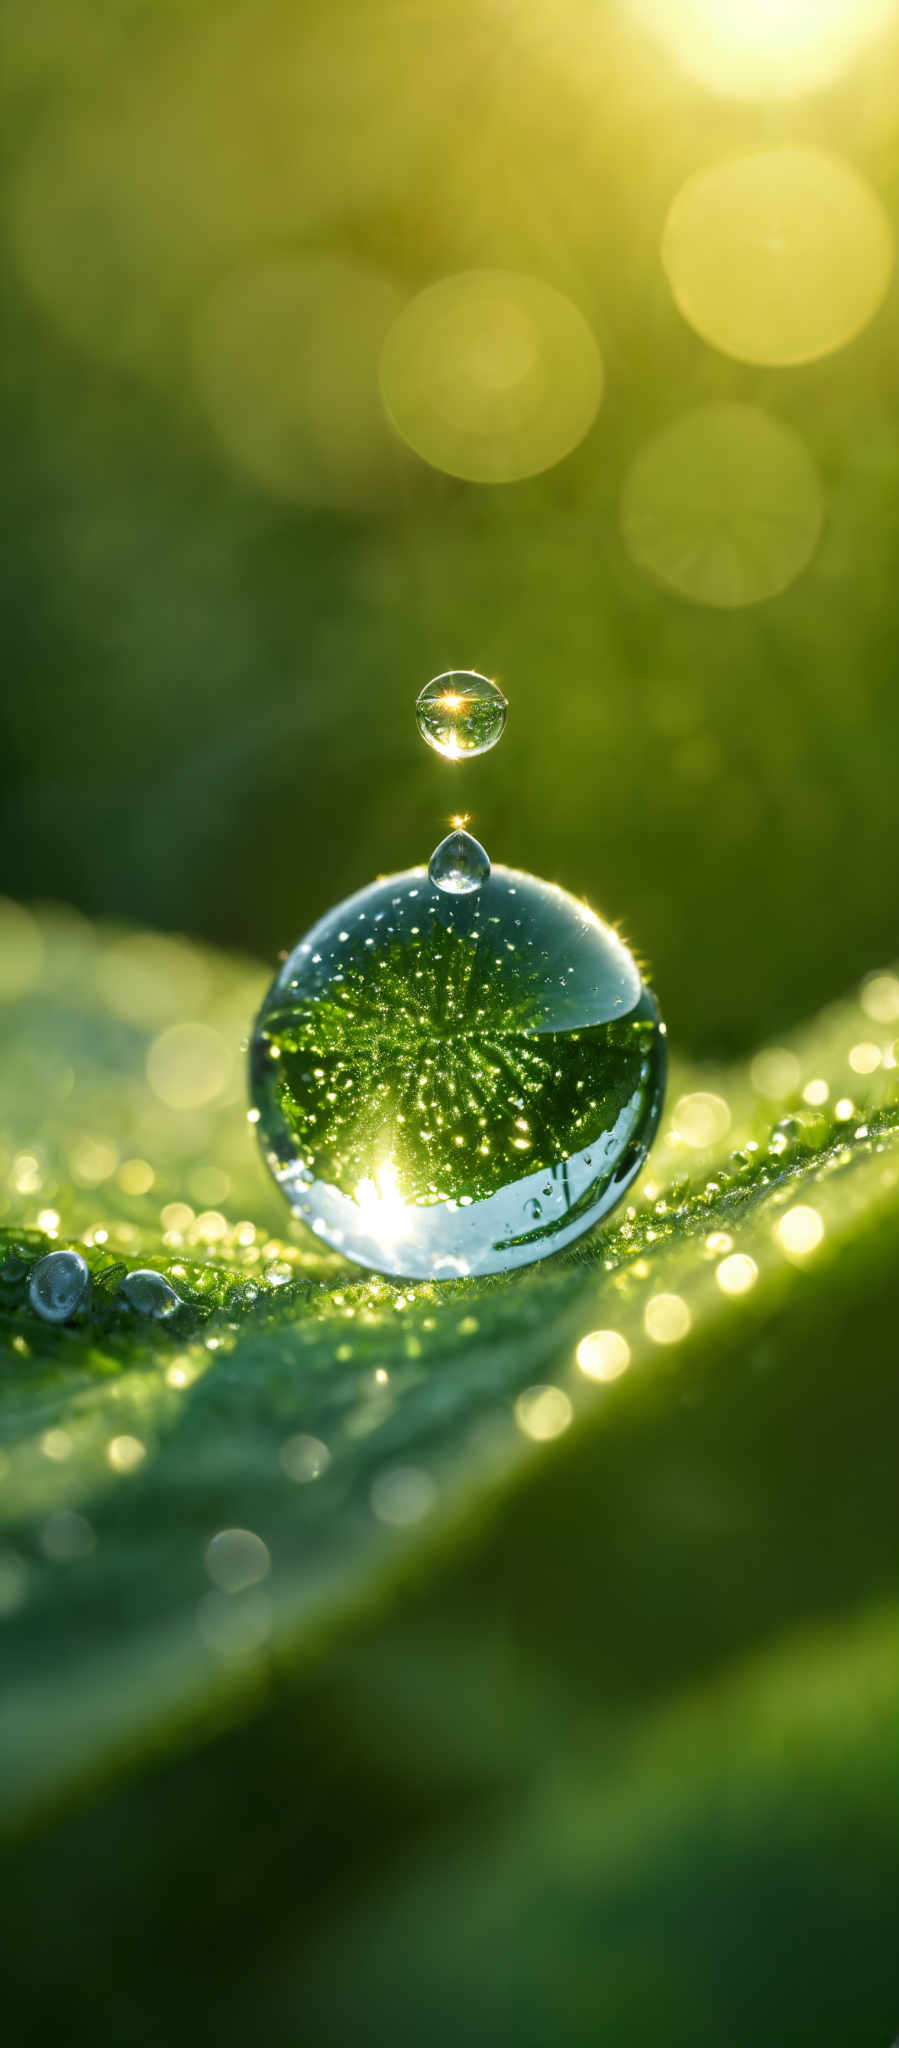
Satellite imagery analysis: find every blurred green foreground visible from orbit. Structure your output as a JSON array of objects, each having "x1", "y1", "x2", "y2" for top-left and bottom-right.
[{"x1": 1, "y1": 907, "x2": 898, "y2": 2044}]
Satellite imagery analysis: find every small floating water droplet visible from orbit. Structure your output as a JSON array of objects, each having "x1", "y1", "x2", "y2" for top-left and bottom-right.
[
  {"x1": 429, "y1": 828, "x2": 491, "y2": 895},
  {"x1": 416, "y1": 671, "x2": 507, "y2": 758},
  {"x1": 28, "y1": 1249, "x2": 89, "y2": 1323},
  {"x1": 120, "y1": 1269, "x2": 182, "y2": 1319}
]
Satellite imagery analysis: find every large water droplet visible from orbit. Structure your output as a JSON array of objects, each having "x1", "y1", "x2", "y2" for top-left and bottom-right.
[
  {"x1": 249, "y1": 865, "x2": 666, "y2": 1280},
  {"x1": 416, "y1": 672, "x2": 507, "y2": 759},
  {"x1": 429, "y1": 829, "x2": 490, "y2": 895},
  {"x1": 28, "y1": 1249, "x2": 89, "y2": 1323},
  {"x1": 120, "y1": 1269, "x2": 182, "y2": 1319}
]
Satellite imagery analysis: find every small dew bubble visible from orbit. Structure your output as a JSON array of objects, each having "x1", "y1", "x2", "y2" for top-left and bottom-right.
[
  {"x1": 416, "y1": 671, "x2": 507, "y2": 758},
  {"x1": 120, "y1": 1269, "x2": 182, "y2": 1319},
  {"x1": 28, "y1": 1249, "x2": 89, "y2": 1324},
  {"x1": 428, "y1": 829, "x2": 491, "y2": 896}
]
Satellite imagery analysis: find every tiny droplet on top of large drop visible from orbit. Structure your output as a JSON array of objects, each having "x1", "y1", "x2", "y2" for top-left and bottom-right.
[
  {"x1": 416, "y1": 671, "x2": 507, "y2": 758},
  {"x1": 429, "y1": 828, "x2": 490, "y2": 895}
]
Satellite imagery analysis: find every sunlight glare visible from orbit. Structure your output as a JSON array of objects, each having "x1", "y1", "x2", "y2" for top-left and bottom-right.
[{"x1": 632, "y1": 0, "x2": 895, "y2": 99}]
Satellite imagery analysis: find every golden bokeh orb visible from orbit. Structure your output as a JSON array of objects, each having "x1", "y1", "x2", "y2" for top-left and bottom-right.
[
  {"x1": 620, "y1": 401, "x2": 824, "y2": 608},
  {"x1": 662, "y1": 147, "x2": 893, "y2": 367},
  {"x1": 379, "y1": 270, "x2": 603, "y2": 483}
]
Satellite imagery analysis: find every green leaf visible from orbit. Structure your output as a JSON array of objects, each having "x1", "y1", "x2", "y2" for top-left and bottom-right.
[{"x1": 2, "y1": 905, "x2": 899, "y2": 2043}]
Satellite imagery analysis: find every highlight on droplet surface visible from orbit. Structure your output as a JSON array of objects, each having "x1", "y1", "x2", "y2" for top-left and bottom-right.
[
  {"x1": 662, "y1": 147, "x2": 893, "y2": 368},
  {"x1": 28, "y1": 1249, "x2": 89, "y2": 1324},
  {"x1": 379, "y1": 269, "x2": 603, "y2": 482},
  {"x1": 630, "y1": 0, "x2": 895, "y2": 101},
  {"x1": 416, "y1": 671, "x2": 508, "y2": 759},
  {"x1": 249, "y1": 864, "x2": 666, "y2": 1280},
  {"x1": 192, "y1": 255, "x2": 407, "y2": 509},
  {"x1": 428, "y1": 830, "x2": 491, "y2": 896},
  {"x1": 620, "y1": 401, "x2": 824, "y2": 609}
]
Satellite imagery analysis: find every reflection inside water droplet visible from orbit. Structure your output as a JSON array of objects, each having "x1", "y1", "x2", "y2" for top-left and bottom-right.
[
  {"x1": 249, "y1": 864, "x2": 666, "y2": 1280},
  {"x1": 416, "y1": 671, "x2": 507, "y2": 758},
  {"x1": 429, "y1": 828, "x2": 490, "y2": 895}
]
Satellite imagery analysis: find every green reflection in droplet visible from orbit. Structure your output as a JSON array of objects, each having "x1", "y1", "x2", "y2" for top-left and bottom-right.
[
  {"x1": 416, "y1": 672, "x2": 507, "y2": 759},
  {"x1": 249, "y1": 866, "x2": 666, "y2": 1279},
  {"x1": 428, "y1": 830, "x2": 491, "y2": 895}
]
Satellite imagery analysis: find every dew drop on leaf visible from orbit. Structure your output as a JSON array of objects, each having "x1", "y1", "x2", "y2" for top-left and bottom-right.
[
  {"x1": 28, "y1": 1249, "x2": 89, "y2": 1323},
  {"x1": 249, "y1": 865, "x2": 666, "y2": 1279},
  {"x1": 120, "y1": 1269, "x2": 182, "y2": 1319}
]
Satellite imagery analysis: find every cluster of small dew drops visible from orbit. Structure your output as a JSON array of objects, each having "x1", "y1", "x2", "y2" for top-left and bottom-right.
[{"x1": 27, "y1": 1248, "x2": 181, "y2": 1324}]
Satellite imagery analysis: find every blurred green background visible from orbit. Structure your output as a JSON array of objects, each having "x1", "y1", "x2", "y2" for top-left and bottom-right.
[
  {"x1": 5, "y1": 0, "x2": 899, "y2": 1059},
  {"x1": 6, "y1": 9, "x2": 899, "y2": 2043}
]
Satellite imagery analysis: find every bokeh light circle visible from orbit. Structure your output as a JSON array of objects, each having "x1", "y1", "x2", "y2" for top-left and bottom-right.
[
  {"x1": 662, "y1": 147, "x2": 893, "y2": 367},
  {"x1": 379, "y1": 270, "x2": 603, "y2": 483},
  {"x1": 192, "y1": 256, "x2": 407, "y2": 509},
  {"x1": 631, "y1": 0, "x2": 896, "y2": 101},
  {"x1": 620, "y1": 401, "x2": 824, "y2": 609}
]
